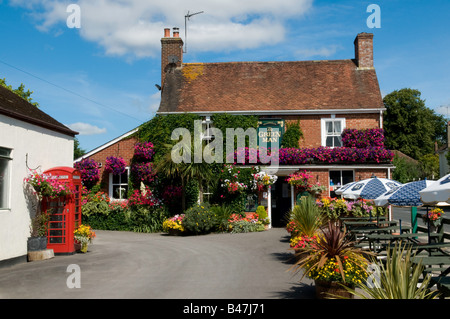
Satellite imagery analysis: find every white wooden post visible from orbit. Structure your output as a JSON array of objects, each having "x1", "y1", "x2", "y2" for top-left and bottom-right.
[
  {"x1": 267, "y1": 185, "x2": 272, "y2": 229},
  {"x1": 291, "y1": 184, "x2": 295, "y2": 210}
]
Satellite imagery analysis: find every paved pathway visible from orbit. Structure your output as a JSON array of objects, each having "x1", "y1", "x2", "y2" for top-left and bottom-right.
[{"x1": 0, "y1": 228, "x2": 314, "y2": 299}]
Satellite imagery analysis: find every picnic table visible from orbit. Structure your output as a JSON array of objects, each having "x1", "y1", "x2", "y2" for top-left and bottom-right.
[
  {"x1": 429, "y1": 276, "x2": 450, "y2": 298},
  {"x1": 412, "y1": 255, "x2": 450, "y2": 297},
  {"x1": 365, "y1": 232, "x2": 431, "y2": 252}
]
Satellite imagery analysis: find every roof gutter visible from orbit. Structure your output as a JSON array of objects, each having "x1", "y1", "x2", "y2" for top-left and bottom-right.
[{"x1": 156, "y1": 108, "x2": 386, "y2": 116}]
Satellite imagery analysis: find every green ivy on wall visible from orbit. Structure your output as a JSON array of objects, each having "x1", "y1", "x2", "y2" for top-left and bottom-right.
[{"x1": 281, "y1": 120, "x2": 303, "y2": 148}]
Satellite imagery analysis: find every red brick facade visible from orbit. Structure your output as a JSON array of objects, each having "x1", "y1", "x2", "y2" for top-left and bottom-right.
[
  {"x1": 282, "y1": 113, "x2": 380, "y2": 148},
  {"x1": 86, "y1": 136, "x2": 138, "y2": 191}
]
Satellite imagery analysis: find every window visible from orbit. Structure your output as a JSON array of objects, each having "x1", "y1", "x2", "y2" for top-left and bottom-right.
[
  {"x1": 244, "y1": 194, "x2": 258, "y2": 212},
  {"x1": 329, "y1": 170, "x2": 354, "y2": 197},
  {"x1": 109, "y1": 168, "x2": 129, "y2": 200},
  {"x1": 0, "y1": 147, "x2": 12, "y2": 210},
  {"x1": 321, "y1": 118, "x2": 345, "y2": 147}
]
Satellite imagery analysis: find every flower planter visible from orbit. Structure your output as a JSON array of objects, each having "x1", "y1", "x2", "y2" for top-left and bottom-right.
[
  {"x1": 315, "y1": 280, "x2": 354, "y2": 299},
  {"x1": 168, "y1": 229, "x2": 183, "y2": 236},
  {"x1": 27, "y1": 236, "x2": 48, "y2": 251}
]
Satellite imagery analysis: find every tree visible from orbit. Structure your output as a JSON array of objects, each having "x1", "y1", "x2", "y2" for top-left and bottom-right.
[
  {"x1": 383, "y1": 88, "x2": 446, "y2": 159},
  {"x1": 73, "y1": 137, "x2": 86, "y2": 159},
  {"x1": 0, "y1": 78, "x2": 39, "y2": 107},
  {"x1": 419, "y1": 153, "x2": 439, "y2": 180}
]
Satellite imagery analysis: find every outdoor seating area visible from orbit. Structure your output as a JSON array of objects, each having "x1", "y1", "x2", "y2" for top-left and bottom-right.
[
  {"x1": 339, "y1": 175, "x2": 450, "y2": 298},
  {"x1": 287, "y1": 174, "x2": 450, "y2": 299}
]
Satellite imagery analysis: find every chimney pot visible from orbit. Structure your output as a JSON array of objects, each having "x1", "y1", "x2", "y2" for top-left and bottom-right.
[
  {"x1": 164, "y1": 28, "x2": 170, "y2": 37},
  {"x1": 173, "y1": 27, "x2": 179, "y2": 37}
]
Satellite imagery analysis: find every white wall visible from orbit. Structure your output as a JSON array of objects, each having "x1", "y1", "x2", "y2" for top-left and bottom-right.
[{"x1": 0, "y1": 114, "x2": 74, "y2": 262}]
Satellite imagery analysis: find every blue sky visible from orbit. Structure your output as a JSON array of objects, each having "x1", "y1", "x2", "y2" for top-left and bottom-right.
[{"x1": 1, "y1": 0, "x2": 449, "y2": 153}]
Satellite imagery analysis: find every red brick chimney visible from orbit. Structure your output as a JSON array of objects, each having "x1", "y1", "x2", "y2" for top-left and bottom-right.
[
  {"x1": 161, "y1": 27, "x2": 183, "y2": 88},
  {"x1": 354, "y1": 32, "x2": 374, "y2": 69}
]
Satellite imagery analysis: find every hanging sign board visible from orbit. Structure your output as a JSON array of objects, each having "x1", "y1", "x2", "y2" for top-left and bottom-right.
[{"x1": 257, "y1": 119, "x2": 284, "y2": 149}]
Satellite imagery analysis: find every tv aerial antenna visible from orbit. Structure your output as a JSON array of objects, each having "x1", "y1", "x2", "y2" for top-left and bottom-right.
[{"x1": 184, "y1": 10, "x2": 204, "y2": 53}]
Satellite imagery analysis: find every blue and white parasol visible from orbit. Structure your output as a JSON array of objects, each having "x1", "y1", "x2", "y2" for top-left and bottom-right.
[{"x1": 335, "y1": 176, "x2": 402, "y2": 200}]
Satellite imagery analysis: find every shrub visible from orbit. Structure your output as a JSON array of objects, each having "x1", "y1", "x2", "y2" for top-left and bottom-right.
[
  {"x1": 182, "y1": 203, "x2": 218, "y2": 235},
  {"x1": 210, "y1": 204, "x2": 233, "y2": 232},
  {"x1": 228, "y1": 212, "x2": 265, "y2": 233},
  {"x1": 256, "y1": 205, "x2": 267, "y2": 220},
  {"x1": 230, "y1": 219, "x2": 265, "y2": 233}
]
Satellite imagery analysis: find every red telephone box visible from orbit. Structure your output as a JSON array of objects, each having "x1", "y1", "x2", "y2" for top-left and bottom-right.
[{"x1": 42, "y1": 167, "x2": 82, "y2": 254}]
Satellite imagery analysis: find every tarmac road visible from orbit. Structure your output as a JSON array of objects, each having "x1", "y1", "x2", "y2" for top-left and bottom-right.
[{"x1": 0, "y1": 228, "x2": 315, "y2": 299}]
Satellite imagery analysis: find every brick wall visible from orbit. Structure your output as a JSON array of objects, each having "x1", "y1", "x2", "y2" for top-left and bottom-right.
[{"x1": 282, "y1": 113, "x2": 380, "y2": 148}]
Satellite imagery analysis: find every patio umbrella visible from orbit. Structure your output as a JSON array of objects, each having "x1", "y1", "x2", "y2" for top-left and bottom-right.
[
  {"x1": 335, "y1": 176, "x2": 402, "y2": 200},
  {"x1": 374, "y1": 179, "x2": 433, "y2": 207},
  {"x1": 420, "y1": 173, "x2": 450, "y2": 204},
  {"x1": 376, "y1": 179, "x2": 448, "y2": 235}
]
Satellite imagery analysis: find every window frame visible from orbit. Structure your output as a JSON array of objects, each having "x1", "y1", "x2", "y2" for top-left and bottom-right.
[
  {"x1": 0, "y1": 147, "x2": 12, "y2": 211},
  {"x1": 321, "y1": 117, "x2": 346, "y2": 148},
  {"x1": 108, "y1": 167, "x2": 130, "y2": 200},
  {"x1": 329, "y1": 169, "x2": 354, "y2": 197}
]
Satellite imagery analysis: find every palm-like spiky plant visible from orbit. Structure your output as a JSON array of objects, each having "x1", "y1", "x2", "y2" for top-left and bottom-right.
[
  {"x1": 340, "y1": 243, "x2": 440, "y2": 299},
  {"x1": 288, "y1": 195, "x2": 324, "y2": 238},
  {"x1": 290, "y1": 221, "x2": 375, "y2": 284}
]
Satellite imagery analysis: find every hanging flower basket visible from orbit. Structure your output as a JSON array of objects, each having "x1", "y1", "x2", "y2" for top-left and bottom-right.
[
  {"x1": 252, "y1": 172, "x2": 277, "y2": 192},
  {"x1": 105, "y1": 156, "x2": 127, "y2": 175},
  {"x1": 286, "y1": 170, "x2": 313, "y2": 192}
]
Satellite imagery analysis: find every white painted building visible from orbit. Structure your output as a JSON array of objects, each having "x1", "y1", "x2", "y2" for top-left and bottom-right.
[{"x1": 0, "y1": 86, "x2": 77, "y2": 266}]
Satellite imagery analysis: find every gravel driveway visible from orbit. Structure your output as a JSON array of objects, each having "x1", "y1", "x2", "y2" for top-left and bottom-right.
[{"x1": 0, "y1": 228, "x2": 314, "y2": 299}]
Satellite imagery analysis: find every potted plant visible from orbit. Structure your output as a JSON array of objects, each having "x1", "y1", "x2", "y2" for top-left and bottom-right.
[
  {"x1": 422, "y1": 207, "x2": 444, "y2": 232},
  {"x1": 289, "y1": 221, "x2": 375, "y2": 299},
  {"x1": 28, "y1": 210, "x2": 50, "y2": 251},
  {"x1": 162, "y1": 214, "x2": 185, "y2": 236},
  {"x1": 74, "y1": 224, "x2": 96, "y2": 253}
]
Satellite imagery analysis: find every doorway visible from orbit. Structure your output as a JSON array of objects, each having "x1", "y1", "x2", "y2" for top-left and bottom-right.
[{"x1": 270, "y1": 177, "x2": 292, "y2": 227}]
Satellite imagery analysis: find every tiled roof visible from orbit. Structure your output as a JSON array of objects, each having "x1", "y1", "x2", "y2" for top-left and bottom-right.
[
  {"x1": 158, "y1": 59, "x2": 384, "y2": 114},
  {"x1": 0, "y1": 85, "x2": 77, "y2": 137}
]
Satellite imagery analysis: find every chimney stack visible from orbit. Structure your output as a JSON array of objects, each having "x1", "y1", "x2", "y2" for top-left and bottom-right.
[
  {"x1": 161, "y1": 27, "x2": 184, "y2": 88},
  {"x1": 354, "y1": 32, "x2": 374, "y2": 69}
]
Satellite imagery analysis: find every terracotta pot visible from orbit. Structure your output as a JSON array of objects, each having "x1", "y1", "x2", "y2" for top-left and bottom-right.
[{"x1": 315, "y1": 280, "x2": 354, "y2": 299}]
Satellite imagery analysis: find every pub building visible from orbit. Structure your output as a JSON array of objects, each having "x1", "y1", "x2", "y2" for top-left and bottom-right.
[{"x1": 156, "y1": 28, "x2": 393, "y2": 227}]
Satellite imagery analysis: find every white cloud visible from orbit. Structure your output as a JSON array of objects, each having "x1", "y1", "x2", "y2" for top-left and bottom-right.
[
  {"x1": 435, "y1": 104, "x2": 450, "y2": 117},
  {"x1": 67, "y1": 122, "x2": 107, "y2": 135},
  {"x1": 11, "y1": 0, "x2": 313, "y2": 58},
  {"x1": 295, "y1": 45, "x2": 340, "y2": 59}
]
